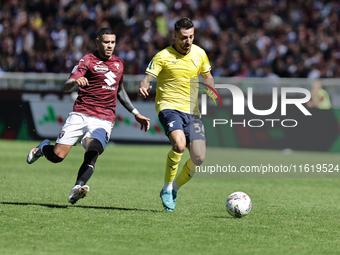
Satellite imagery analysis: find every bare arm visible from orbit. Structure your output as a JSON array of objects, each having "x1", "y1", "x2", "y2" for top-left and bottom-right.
[
  {"x1": 311, "y1": 88, "x2": 323, "y2": 107},
  {"x1": 202, "y1": 72, "x2": 217, "y2": 99},
  {"x1": 202, "y1": 71, "x2": 215, "y2": 88},
  {"x1": 138, "y1": 74, "x2": 155, "y2": 98},
  {"x1": 62, "y1": 77, "x2": 89, "y2": 92}
]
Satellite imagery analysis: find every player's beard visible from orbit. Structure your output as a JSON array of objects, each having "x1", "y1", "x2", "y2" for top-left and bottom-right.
[
  {"x1": 100, "y1": 48, "x2": 112, "y2": 59},
  {"x1": 182, "y1": 44, "x2": 191, "y2": 53},
  {"x1": 105, "y1": 48, "x2": 113, "y2": 57}
]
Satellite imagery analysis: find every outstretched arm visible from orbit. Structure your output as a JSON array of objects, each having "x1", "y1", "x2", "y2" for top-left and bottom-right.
[
  {"x1": 138, "y1": 74, "x2": 155, "y2": 98},
  {"x1": 117, "y1": 83, "x2": 150, "y2": 132}
]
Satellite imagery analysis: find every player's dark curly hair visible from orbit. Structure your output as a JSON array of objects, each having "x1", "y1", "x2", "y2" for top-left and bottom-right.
[
  {"x1": 174, "y1": 17, "x2": 194, "y2": 32},
  {"x1": 97, "y1": 27, "x2": 114, "y2": 39}
]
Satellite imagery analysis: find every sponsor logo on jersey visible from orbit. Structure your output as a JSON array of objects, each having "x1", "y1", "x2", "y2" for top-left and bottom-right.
[
  {"x1": 96, "y1": 61, "x2": 103, "y2": 64},
  {"x1": 171, "y1": 60, "x2": 178, "y2": 64},
  {"x1": 71, "y1": 65, "x2": 78, "y2": 73},
  {"x1": 114, "y1": 62, "x2": 120, "y2": 71},
  {"x1": 94, "y1": 65, "x2": 109, "y2": 72},
  {"x1": 101, "y1": 86, "x2": 116, "y2": 90}
]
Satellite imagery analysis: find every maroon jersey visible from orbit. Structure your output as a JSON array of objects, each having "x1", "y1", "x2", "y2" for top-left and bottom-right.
[{"x1": 69, "y1": 50, "x2": 124, "y2": 123}]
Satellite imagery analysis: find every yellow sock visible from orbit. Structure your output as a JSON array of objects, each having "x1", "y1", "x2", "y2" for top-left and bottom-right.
[
  {"x1": 175, "y1": 159, "x2": 196, "y2": 187},
  {"x1": 164, "y1": 149, "x2": 183, "y2": 184}
]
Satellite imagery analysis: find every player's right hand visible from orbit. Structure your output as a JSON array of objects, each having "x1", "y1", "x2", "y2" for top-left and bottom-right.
[
  {"x1": 76, "y1": 77, "x2": 89, "y2": 87},
  {"x1": 139, "y1": 86, "x2": 152, "y2": 99},
  {"x1": 135, "y1": 113, "x2": 150, "y2": 132}
]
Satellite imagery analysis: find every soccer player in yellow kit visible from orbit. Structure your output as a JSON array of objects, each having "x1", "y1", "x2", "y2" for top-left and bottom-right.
[{"x1": 139, "y1": 17, "x2": 215, "y2": 212}]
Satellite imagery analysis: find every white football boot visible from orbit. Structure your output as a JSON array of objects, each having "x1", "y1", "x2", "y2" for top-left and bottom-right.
[
  {"x1": 68, "y1": 185, "x2": 90, "y2": 204},
  {"x1": 26, "y1": 139, "x2": 51, "y2": 164}
]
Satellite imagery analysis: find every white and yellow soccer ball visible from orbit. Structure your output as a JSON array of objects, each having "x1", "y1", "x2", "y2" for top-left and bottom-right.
[{"x1": 226, "y1": 191, "x2": 252, "y2": 218}]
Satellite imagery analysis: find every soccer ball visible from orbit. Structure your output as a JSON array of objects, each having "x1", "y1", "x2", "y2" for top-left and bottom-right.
[{"x1": 226, "y1": 191, "x2": 252, "y2": 218}]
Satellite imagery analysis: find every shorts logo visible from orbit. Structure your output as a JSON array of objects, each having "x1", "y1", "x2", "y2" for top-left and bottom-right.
[
  {"x1": 105, "y1": 132, "x2": 109, "y2": 143},
  {"x1": 167, "y1": 121, "x2": 175, "y2": 127},
  {"x1": 59, "y1": 130, "x2": 65, "y2": 139}
]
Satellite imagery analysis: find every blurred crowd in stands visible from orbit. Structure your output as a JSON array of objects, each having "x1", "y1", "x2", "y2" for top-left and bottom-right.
[{"x1": 1, "y1": 0, "x2": 340, "y2": 78}]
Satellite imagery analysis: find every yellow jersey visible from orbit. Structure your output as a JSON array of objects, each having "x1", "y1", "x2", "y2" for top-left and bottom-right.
[
  {"x1": 316, "y1": 89, "x2": 331, "y2": 109},
  {"x1": 146, "y1": 44, "x2": 211, "y2": 115}
]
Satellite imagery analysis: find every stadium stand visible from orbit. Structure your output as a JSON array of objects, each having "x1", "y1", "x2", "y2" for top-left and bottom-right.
[{"x1": 1, "y1": 0, "x2": 340, "y2": 78}]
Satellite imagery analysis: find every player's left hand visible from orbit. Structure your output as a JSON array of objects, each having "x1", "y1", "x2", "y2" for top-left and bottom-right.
[
  {"x1": 139, "y1": 86, "x2": 152, "y2": 99},
  {"x1": 135, "y1": 113, "x2": 150, "y2": 132},
  {"x1": 208, "y1": 88, "x2": 218, "y2": 100},
  {"x1": 76, "y1": 77, "x2": 89, "y2": 87}
]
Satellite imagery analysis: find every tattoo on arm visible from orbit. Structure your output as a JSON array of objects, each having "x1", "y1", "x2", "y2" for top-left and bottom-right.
[{"x1": 140, "y1": 74, "x2": 155, "y2": 88}]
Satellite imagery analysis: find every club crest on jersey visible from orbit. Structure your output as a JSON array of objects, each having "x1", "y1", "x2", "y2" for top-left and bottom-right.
[
  {"x1": 192, "y1": 59, "x2": 199, "y2": 66},
  {"x1": 114, "y1": 62, "x2": 120, "y2": 71},
  {"x1": 93, "y1": 65, "x2": 109, "y2": 72},
  {"x1": 59, "y1": 130, "x2": 65, "y2": 139}
]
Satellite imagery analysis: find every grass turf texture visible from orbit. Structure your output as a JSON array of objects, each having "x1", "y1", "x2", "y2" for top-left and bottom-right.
[{"x1": 1, "y1": 140, "x2": 340, "y2": 255}]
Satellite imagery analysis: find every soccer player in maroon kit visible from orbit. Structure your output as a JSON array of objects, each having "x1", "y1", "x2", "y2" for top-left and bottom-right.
[{"x1": 27, "y1": 27, "x2": 150, "y2": 204}]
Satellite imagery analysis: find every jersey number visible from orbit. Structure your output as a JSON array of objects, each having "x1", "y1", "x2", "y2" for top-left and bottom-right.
[
  {"x1": 104, "y1": 71, "x2": 116, "y2": 86},
  {"x1": 193, "y1": 123, "x2": 204, "y2": 133}
]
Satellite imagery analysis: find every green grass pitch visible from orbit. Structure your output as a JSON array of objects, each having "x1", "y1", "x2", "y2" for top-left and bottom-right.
[{"x1": 1, "y1": 140, "x2": 340, "y2": 254}]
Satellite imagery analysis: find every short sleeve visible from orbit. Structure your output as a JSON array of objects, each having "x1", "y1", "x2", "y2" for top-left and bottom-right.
[
  {"x1": 200, "y1": 50, "x2": 212, "y2": 75},
  {"x1": 70, "y1": 57, "x2": 89, "y2": 79},
  {"x1": 146, "y1": 53, "x2": 163, "y2": 78}
]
